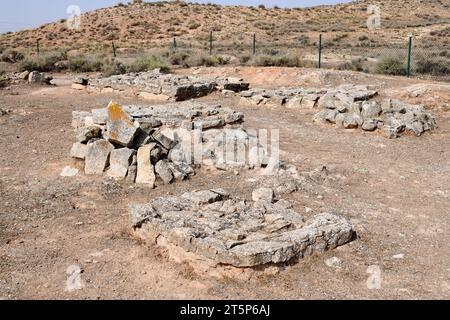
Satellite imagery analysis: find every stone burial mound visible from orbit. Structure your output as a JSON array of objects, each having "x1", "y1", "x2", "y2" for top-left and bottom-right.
[
  {"x1": 77, "y1": 69, "x2": 250, "y2": 101},
  {"x1": 239, "y1": 88, "x2": 325, "y2": 109},
  {"x1": 130, "y1": 188, "x2": 355, "y2": 268},
  {"x1": 314, "y1": 85, "x2": 437, "y2": 138},
  {"x1": 69, "y1": 100, "x2": 272, "y2": 187},
  {"x1": 239, "y1": 84, "x2": 437, "y2": 138}
]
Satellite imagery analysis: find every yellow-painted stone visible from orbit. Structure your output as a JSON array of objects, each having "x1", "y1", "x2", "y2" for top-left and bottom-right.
[{"x1": 106, "y1": 101, "x2": 138, "y2": 147}]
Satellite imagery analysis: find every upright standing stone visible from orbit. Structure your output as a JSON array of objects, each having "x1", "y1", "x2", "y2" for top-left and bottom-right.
[
  {"x1": 106, "y1": 101, "x2": 139, "y2": 147},
  {"x1": 136, "y1": 144, "x2": 156, "y2": 187},
  {"x1": 107, "y1": 148, "x2": 136, "y2": 180},
  {"x1": 85, "y1": 139, "x2": 114, "y2": 175}
]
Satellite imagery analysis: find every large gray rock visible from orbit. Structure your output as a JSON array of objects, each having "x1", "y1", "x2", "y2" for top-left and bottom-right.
[
  {"x1": 70, "y1": 142, "x2": 88, "y2": 159},
  {"x1": 361, "y1": 101, "x2": 382, "y2": 119},
  {"x1": 77, "y1": 126, "x2": 102, "y2": 143},
  {"x1": 182, "y1": 189, "x2": 229, "y2": 206},
  {"x1": 252, "y1": 188, "x2": 275, "y2": 203},
  {"x1": 155, "y1": 160, "x2": 174, "y2": 184},
  {"x1": 107, "y1": 148, "x2": 136, "y2": 180},
  {"x1": 174, "y1": 83, "x2": 216, "y2": 101},
  {"x1": 85, "y1": 139, "x2": 114, "y2": 175},
  {"x1": 151, "y1": 130, "x2": 176, "y2": 150},
  {"x1": 343, "y1": 114, "x2": 361, "y2": 129},
  {"x1": 362, "y1": 119, "x2": 378, "y2": 132},
  {"x1": 28, "y1": 71, "x2": 51, "y2": 84}
]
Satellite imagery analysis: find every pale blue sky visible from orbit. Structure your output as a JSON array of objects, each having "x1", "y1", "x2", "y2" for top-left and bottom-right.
[{"x1": 0, "y1": 0, "x2": 351, "y2": 33}]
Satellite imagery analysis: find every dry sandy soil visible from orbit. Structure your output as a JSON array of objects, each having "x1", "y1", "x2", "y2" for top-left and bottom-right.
[{"x1": 1, "y1": 67, "x2": 450, "y2": 300}]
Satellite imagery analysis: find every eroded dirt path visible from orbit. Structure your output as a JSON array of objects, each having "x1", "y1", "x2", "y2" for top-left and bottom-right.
[{"x1": 1, "y1": 68, "x2": 449, "y2": 299}]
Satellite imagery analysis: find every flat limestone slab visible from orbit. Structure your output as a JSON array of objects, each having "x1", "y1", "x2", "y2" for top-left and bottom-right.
[{"x1": 130, "y1": 189, "x2": 354, "y2": 268}]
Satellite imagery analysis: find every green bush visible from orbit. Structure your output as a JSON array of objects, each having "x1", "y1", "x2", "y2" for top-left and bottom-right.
[
  {"x1": 18, "y1": 52, "x2": 66, "y2": 72},
  {"x1": 68, "y1": 54, "x2": 104, "y2": 72},
  {"x1": 375, "y1": 56, "x2": 406, "y2": 76}
]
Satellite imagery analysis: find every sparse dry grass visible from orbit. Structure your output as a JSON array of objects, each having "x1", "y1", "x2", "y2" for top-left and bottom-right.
[{"x1": 0, "y1": 1, "x2": 447, "y2": 79}]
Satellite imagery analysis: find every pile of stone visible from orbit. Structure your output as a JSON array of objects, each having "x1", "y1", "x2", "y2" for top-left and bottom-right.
[
  {"x1": 239, "y1": 88, "x2": 325, "y2": 109},
  {"x1": 25, "y1": 71, "x2": 53, "y2": 85},
  {"x1": 130, "y1": 188, "x2": 354, "y2": 267},
  {"x1": 83, "y1": 70, "x2": 250, "y2": 101},
  {"x1": 239, "y1": 84, "x2": 437, "y2": 138},
  {"x1": 314, "y1": 85, "x2": 437, "y2": 138},
  {"x1": 70, "y1": 100, "x2": 257, "y2": 187}
]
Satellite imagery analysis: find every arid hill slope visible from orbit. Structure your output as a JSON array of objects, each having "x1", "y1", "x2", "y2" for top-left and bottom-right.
[{"x1": 0, "y1": 0, "x2": 449, "y2": 51}]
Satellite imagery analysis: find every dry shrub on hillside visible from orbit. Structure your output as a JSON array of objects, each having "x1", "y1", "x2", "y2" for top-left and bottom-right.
[
  {"x1": 248, "y1": 54, "x2": 314, "y2": 67},
  {"x1": 376, "y1": 55, "x2": 406, "y2": 76},
  {"x1": 19, "y1": 52, "x2": 67, "y2": 72}
]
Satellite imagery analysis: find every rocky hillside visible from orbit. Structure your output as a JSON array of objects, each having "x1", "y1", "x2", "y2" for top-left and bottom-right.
[{"x1": 0, "y1": 0, "x2": 449, "y2": 51}]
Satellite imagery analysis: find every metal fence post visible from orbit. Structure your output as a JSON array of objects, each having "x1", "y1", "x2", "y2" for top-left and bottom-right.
[
  {"x1": 112, "y1": 41, "x2": 117, "y2": 58},
  {"x1": 252, "y1": 33, "x2": 256, "y2": 55},
  {"x1": 209, "y1": 31, "x2": 213, "y2": 55},
  {"x1": 318, "y1": 34, "x2": 322, "y2": 69},
  {"x1": 407, "y1": 35, "x2": 412, "y2": 78}
]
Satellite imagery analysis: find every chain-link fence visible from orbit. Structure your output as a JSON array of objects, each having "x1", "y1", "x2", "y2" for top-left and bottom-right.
[{"x1": 166, "y1": 32, "x2": 450, "y2": 82}]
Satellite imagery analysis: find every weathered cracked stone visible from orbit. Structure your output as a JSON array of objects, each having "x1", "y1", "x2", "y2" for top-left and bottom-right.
[
  {"x1": 361, "y1": 101, "x2": 382, "y2": 119},
  {"x1": 85, "y1": 139, "x2": 114, "y2": 175},
  {"x1": 362, "y1": 119, "x2": 378, "y2": 131},
  {"x1": 126, "y1": 155, "x2": 138, "y2": 183},
  {"x1": 70, "y1": 142, "x2": 88, "y2": 159},
  {"x1": 136, "y1": 144, "x2": 156, "y2": 187},
  {"x1": 182, "y1": 189, "x2": 229, "y2": 206},
  {"x1": 77, "y1": 126, "x2": 102, "y2": 143},
  {"x1": 151, "y1": 130, "x2": 176, "y2": 150},
  {"x1": 126, "y1": 164, "x2": 137, "y2": 183},
  {"x1": 106, "y1": 101, "x2": 139, "y2": 147},
  {"x1": 131, "y1": 190, "x2": 354, "y2": 267},
  {"x1": 252, "y1": 188, "x2": 275, "y2": 203},
  {"x1": 155, "y1": 160, "x2": 174, "y2": 184},
  {"x1": 343, "y1": 114, "x2": 361, "y2": 129},
  {"x1": 28, "y1": 71, "x2": 51, "y2": 84},
  {"x1": 107, "y1": 148, "x2": 136, "y2": 180}
]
